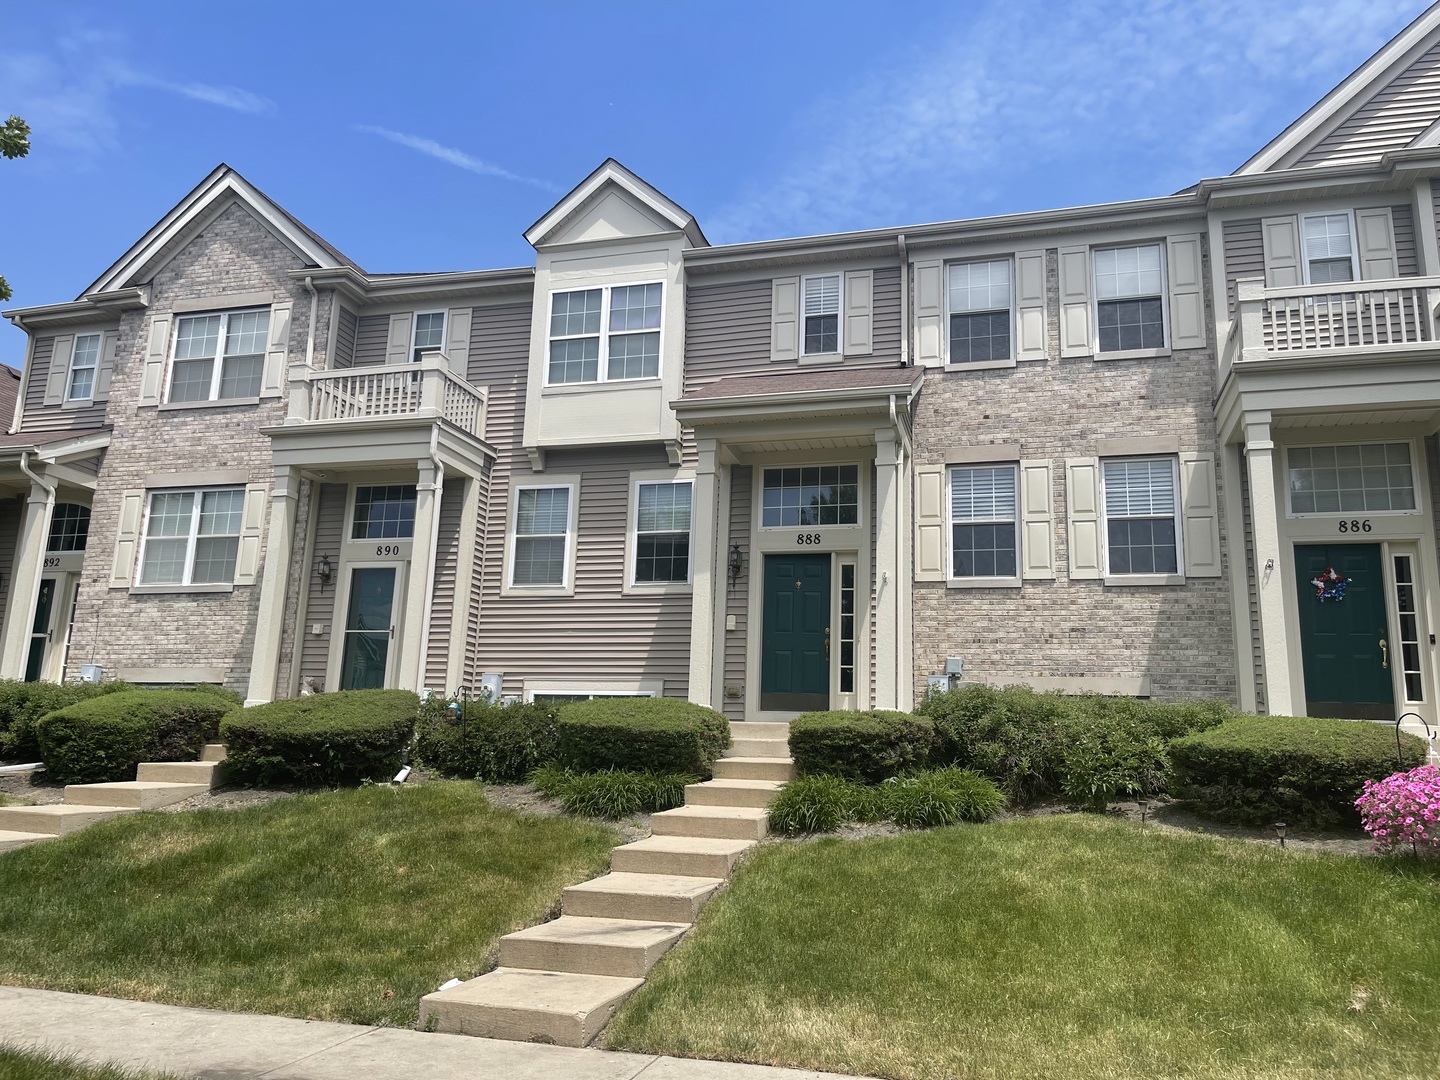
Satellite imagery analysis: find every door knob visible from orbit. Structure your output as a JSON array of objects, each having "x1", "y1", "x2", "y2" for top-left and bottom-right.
[
  {"x1": 825, "y1": 626, "x2": 830, "y2": 661},
  {"x1": 1380, "y1": 638, "x2": 1387, "y2": 670}
]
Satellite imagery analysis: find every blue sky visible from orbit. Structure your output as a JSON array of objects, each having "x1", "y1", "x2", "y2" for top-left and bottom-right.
[{"x1": 0, "y1": 0, "x2": 1425, "y2": 365}]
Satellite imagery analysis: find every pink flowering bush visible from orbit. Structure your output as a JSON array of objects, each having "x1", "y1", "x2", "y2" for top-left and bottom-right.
[{"x1": 1356, "y1": 764, "x2": 1440, "y2": 854}]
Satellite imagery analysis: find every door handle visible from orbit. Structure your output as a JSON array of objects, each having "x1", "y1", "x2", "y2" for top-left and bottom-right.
[
  {"x1": 390, "y1": 625, "x2": 396, "y2": 640},
  {"x1": 824, "y1": 626, "x2": 830, "y2": 661},
  {"x1": 1380, "y1": 638, "x2": 1387, "y2": 670}
]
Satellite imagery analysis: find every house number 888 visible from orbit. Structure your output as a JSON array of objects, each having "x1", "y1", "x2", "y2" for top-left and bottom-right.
[
  {"x1": 1337, "y1": 520, "x2": 1371, "y2": 533},
  {"x1": 796, "y1": 533, "x2": 822, "y2": 545}
]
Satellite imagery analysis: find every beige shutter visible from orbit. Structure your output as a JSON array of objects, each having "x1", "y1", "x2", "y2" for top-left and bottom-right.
[
  {"x1": 1261, "y1": 216, "x2": 1301, "y2": 287},
  {"x1": 1019, "y1": 459, "x2": 1055, "y2": 579},
  {"x1": 261, "y1": 301, "x2": 292, "y2": 398},
  {"x1": 1179, "y1": 452, "x2": 1222, "y2": 578},
  {"x1": 770, "y1": 277, "x2": 799, "y2": 362},
  {"x1": 233, "y1": 483, "x2": 269, "y2": 586},
  {"x1": 138, "y1": 314, "x2": 172, "y2": 406},
  {"x1": 43, "y1": 334, "x2": 74, "y2": 406},
  {"x1": 446, "y1": 306, "x2": 472, "y2": 374},
  {"x1": 1167, "y1": 234, "x2": 1206, "y2": 349},
  {"x1": 843, "y1": 270, "x2": 873, "y2": 356},
  {"x1": 110, "y1": 491, "x2": 145, "y2": 588},
  {"x1": 1015, "y1": 249, "x2": 1047, "y2": 361},
  {"x1": 1355, "y1": 208, "x2": 1398, "y2": 280},
  {"x1": 1058, "y1": 246, "x2": 1091, "y2": 357},
  {"x1": 386, "y1": 312, "x2": 414, "y2": 365},
  {"x1": 913, "y1": 259, "x2": 944, "y2": 367},
  {"x1": 1065, "y1": 457, "x2": 1102, "y2": 579},
  {"x1": 914, "y1": 464, "x2": 946, "y2": 581},
  {"x1": 94, "y1": 331, "x2": 118, "y2": 403}
]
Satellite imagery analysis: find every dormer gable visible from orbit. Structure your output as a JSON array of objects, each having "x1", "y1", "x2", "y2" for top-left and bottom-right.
[{"x1": 524, "y1": 159, "x2": 708, "y2": 250}]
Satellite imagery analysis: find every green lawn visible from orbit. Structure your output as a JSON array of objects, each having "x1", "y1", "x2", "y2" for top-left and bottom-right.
[
  {"x1": 607, "y1": 815, "x2": 1440, "y2": 1080},
  {"x1": 0, "y1": 782, "x2": 618, "y2": 1026},
  {"x1": 0, "y1": 1045, "x2": 177, "y2": 1080}
]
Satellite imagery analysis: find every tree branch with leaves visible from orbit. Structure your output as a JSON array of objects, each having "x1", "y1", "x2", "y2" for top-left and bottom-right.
[{"x1": 0, "y1": 114, "x2": 32, "y2": 302}]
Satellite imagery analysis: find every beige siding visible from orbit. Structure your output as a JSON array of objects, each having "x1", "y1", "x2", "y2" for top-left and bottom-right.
[
  {"x1": 722, "y1": 465, "x2": 752, "y2": 720},
  {"x1": 424, "y1": 477, "x2": 464, "y2": 690},
  {"x1": 333, "y1": 306, "x2": 359, "y2": 368},
  {"x1": 353, "y1": 314, "x2": 390, "y2": 366},
  {"x1": 1297, "y1": 42, "x2": 1440, "y2": 169},
  {"x1": 298, "y1": 482, "x2": 347, "y2": 690},
  {"x1": 1222, "y1": 219, "x2": 1264, "y2": 317},
  {"x1": 19, "y1": 336, "x2": 108, "y2": 433},
  {"x1": 1393, "y1": 203, "x2": 1419, "y2": 276}
]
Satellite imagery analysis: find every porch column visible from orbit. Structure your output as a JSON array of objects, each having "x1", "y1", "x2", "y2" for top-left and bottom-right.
[
  {"x1": 1244, "y1": 411, "x2": 1295, "y2": 716},
  {"x1": 244, "y1": 466, "x2": 301, "y2": 706},
  {"x1": 874, "y1": 428, "x2": 900, "y2": 710},
  {"x1": 398, "y1": 458, "x2": 443, "y2": 693},
  {"x1": 0, "y1": 477, "x2": 56, "y2": 679},
  {"x1": 688, "y1": 438, "x2": 719, "y2": 708}
]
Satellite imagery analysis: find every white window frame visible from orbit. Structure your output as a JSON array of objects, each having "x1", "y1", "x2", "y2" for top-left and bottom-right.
[
  {"x1": 945, "y1": 258, "x2": 1014, "y2": 366},
  {"x1": 504, "y1": 480, "x2": 579, "y2": 595},
  {"x1": 543, "y1": 281, "x2": 664, "y2": 386},
  {"x1": 136, "y1": 486, "x2": 246, "y2": 587},
  {"x1": 522, "y1": 679, "x2": 663, "y2": 704},
  {"x1": 1099, "y1": 456, "x2": 1184, "y2": 582},
  {"x1": 757, "y1": 462, "x2": 863, "y2": 530},
  {"x1": 410, "y1": 310, "x2": 447, "y2": 363},
  {"x1": 1092, "y1": 242, "x2": 1169, "y2": 356},
  {"x1": 1300, "y1": 211, "x2": 1359, "y2": 286},
  {"x1": 801, "y1": 273, "x2": 843, "y2": 357},
  {"x1": 350, "y1": 483, "x2": 420, "y2": 541},
  {"x1": 1283, "y1": 440, "x2": 1421, "y2": 518},
  {"x1": 625, "y1": 472, "x2": 695, "y2": 593},
  {"x1": 167, "y1": 307, "x2": 270, "y2": 404},
  {"x1": 946, "y1": 462, "x2": 1022, "y2": 587},
  {"x1": 65, "y1": 333, "x2": 103, "y2": 402}
]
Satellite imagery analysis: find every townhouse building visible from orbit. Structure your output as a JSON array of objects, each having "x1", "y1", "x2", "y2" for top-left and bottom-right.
[{"x1": 2, "y1": 7, "x2": 1439, "y2": 737}]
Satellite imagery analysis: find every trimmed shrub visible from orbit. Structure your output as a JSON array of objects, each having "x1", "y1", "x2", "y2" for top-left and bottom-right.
[
  {"x1": 416, "y1": 697, "x2": 559, "y2": 782},
  {"x1": 881, "y1": 768, "x2": 1007, "y2": 828},
  {"x1": 555, "y1": 697, "x2": 730, "y2": 775},
  {"x1": 1058, "y1": 716, "x2": 1169, "y2": 809},
  {"x1": 768, "y1": 774, "x2": 871, "y2": 835},
  {"x1": 530, "y1": 765, "x2": 694, "y2": 818},
  {"x1": 1357, "y1": 765, "x2": 1440, "y2": 853},
  {"x1": 220, "y1": 690, "x2": 419, "y2": 787},
  {"x1": 35, "y1": 689, "x2": 233, "y2": 784},
  {"x1": 1170, "y1": 714, "x2": 1427, "y2": 827},
  {"x1": 788, "y1": 710, "x2": 936, "y2": 783},
  {"x1": 0, "y1": 680, "x2": 134, "y2": 762}
]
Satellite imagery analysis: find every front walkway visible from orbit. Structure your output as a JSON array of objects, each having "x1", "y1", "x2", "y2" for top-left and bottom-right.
[{"x1": 0, "y1": 987, "x2": 870, "y2": 1080}]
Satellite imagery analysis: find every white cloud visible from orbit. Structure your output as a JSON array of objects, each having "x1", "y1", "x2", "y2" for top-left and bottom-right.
[{"x1": 354, "y1": 125, "x2": 558, "y2": 192}]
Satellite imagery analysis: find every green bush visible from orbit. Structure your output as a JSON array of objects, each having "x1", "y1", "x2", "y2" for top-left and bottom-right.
[
  {"x1": 788, "y1": 710, "x2": 936, "y2": 783},
  {"x1": 220, "y1": 690, "x2": 419, "y2": 787},
  {"x1": 530, "y1": 765, "x2": 695, "y2": 818},
  {"x1": 1059, "y1": 716, "x2": 1169, "y2": 809},
  {"x1": 35, "y1": 689, "x2": 234, "y2": 784},
  {"x1": 415, "y1": 696, "x2": 559, "y2": 782},
  {"x1": 768, "y1": 774, "x2": 871, "y2": 834},
  {"x1": 555, "y1": 697, "x2": 730, "y2": 775},
  {"x1": 0, "y1": 679, "x2": 135, "y2": 761},
  {"x1": 1170, "y1": 714, "x2": 1427, "y2": 827},
  {"x1": 919, "y1": 685, "x2": 1066, "y2": 803},
  {"x1": 881, "y1": 768, "x2": 1007, "y2": 828}
]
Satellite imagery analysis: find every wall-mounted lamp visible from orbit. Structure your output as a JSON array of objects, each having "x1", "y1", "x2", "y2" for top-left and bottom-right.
[
  {"x1": 1264, "y1": 558, "x2": 1275, "y2": 573},
  {"x1": 315, "y1": 553, "x2": 333, "y2": 589},
  {"x1": 727, "y1": 543, "x2": 744, "y2": 589}
]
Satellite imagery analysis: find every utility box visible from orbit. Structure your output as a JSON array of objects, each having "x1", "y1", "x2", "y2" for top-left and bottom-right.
[{"x1": 479, "y1": 672, "x2": 504, "y2": 702}]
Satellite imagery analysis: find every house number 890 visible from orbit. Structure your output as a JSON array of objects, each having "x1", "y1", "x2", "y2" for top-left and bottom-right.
[
  {"x1": 796, "y1": 533, "x2": 822, "y2": 545},
  {"x1": 1337, "y1": 520, "x2": 1371, "y2": 533},
  {"x1": 376, "y1": 544, "x2": 403, "y2": 556}
]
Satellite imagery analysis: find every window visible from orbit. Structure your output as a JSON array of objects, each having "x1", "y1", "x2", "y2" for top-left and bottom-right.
[
  {"x1": 511, "y1": 486, "x2": 572, "y2": 587},
  {"x1": 1101, "y1": 458, "x2": 1179, "y2": 575},
  {"x1": 1287, "y1": 443, "x2": 1416, "y2": 514},
  {"x1": 802, "y1": 275, "x2": 841, "y2": 355},
  {"x1": 949, "y1": 464, "x2": 1019, "y2": 579},
  {"x1": 761, "y1": 465, "x2": 859, "y2": 527},
  {"x1": 170, "y1": 309, "x2": 268, "y2": 402},
  {"x1": 838, "y1": 563, "x2": 856, "y2": 694},
  {"x1": 411, "y1": 312, "x2": 446, "y2": 362},
  {"x1": 948, "y1": 260, "x2": 1011, "y2": 363},
  {"x1": 634, "y1": 481, "x2": 693, "y2": 584},
  {"x1": 1393, "y1": 554, "x2": 1424, "y2": 704},
  {"x1": 352, "y1": 485, "x2": 417, "y2": 539},
  {"x1": 1094, "y1": 244, "x2": 1165, "y2": 352},
  {"x1": 525, "y1": 686, "x2": 658, "y2": 705},
  {"x1": 139, "y1": 488, "x2": 245, "y2": 585},
  {"x1": 47, "y1": 503, "x2": 91, "y2": 552},
  {"x1": 547, "y1": 283, "x2": 661, "y2": 384},
  {"x1": 1302, "y1": 214, "x2": 1356, "y2": 284},
  {"x1": 66, "y1": 334, "x2": 102, "y2": 401}
]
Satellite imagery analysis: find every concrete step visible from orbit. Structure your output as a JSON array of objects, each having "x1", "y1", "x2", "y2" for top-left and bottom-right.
[
  {"x1": 499, "y1": 916, "x2": 689, "y2": 979},
  {"x1": 0, "y1": 830, "x2": 56, "y2": 854},
  {"x1": 729, "y1": 737, "x2": 790, "y2": 759},
  {"x1": 64, "y1": 781, "x2": 209, "y2": 810},
  {"x1": 729, "y1": 721, "x2": 790, "y2": 739},
  {"x1": 563, "y1": 872, "x2": 723, "y2": 923},
  {"x1": 610, "y1": 835, "x2": 756, "y2": 879},
  {"x1": 685, "y1": 778, "x2": 784, "y2": 808},
  {"x1": 651, "y1": 804, "x2": 769, "y2": 841},
  {"x1": 418, "y1": 967, "x2": 643, "y2": 1046},
  {"x1": 712, "y1": 756, "x2": 796, "y2": 782},
  {"x1": 136, "y1": 760, "x2": 223, "y2": 787},
  {"x1": 199, "y1": 744, "x2": 228, "y2": 762},
  {"x1": 0, "y1": 803, "x2": 137, "y2": 836}
]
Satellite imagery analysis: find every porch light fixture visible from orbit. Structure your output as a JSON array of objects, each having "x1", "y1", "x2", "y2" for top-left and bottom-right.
[
  {"x1": 315, "y1": 553, "x2": 333, "y2": 588},
  {"x1": 727, "y1": 543, "x2": 744, "y2": 589},
  {"x1": 1274, "y1": 821, "x2": 1287, "y2": 849}
]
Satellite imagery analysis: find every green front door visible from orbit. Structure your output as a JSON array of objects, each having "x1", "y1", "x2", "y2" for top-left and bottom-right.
[
  {"x1": 761, "y1": 554, "x2": 830, "y2": 712},
  {"x1": 24, "y1": 578, "x2": 57, "y2": 683},
  {"x1": 1295, "y1": 544, "x2": 1394, "y2": 720}
]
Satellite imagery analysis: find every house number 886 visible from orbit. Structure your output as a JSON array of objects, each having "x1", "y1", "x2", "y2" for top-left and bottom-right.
[{"x1": 1337, "y1": 520, "x2": 1371, "y2": 533}]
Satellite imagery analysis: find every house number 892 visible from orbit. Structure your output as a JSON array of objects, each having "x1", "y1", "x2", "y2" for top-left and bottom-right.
[
  {"x1": 1337, "y1": 520, "x2": 1371, "y2": 533},
  {"x1": 796, "y1": 533, "x2": 822, "y2": 545}
]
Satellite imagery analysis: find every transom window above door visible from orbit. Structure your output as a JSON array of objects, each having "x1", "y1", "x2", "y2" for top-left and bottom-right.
[
  {"x1": 1094, "y1": 244, "x2": 1164, "y2": 353},
  {"x1": 948, "y1": 259, "x2": 1012, "y2": 363},
  {"x1": 762, "y1": 465, "x2": 859, "y2": 527},
  {"x1": 1287, "y1": 443, "x2": 1416, "y2": 514},
  {"x1": 170, "y1": 308, "x2": 269, "y2": 402},
  {"x1": 411, "y1": 311, "x2": 446, "y2": 361},
  {"x1": 352, "y1": 485, "x2": 417, "y2": 539},
  {"x1": 802, "y1": 275, "x2": 841, "y2": 356},
  {"x1": 47, "y1": 503, "x2": 91, "y2": 552},
  {"x1": 1302, "y1": 213, "x2": 1356, "y2": 284},
  {"x1": 547, "y1": 283, "x2": 662, "y2": 384}
]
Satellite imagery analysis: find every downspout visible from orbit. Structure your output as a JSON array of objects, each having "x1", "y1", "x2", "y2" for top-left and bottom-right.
[
  {"x1": 302, "y1": 275, "x2": 318, "y2": 367},
  {"x1": 897, "y1": 234, "x2": 909, "y2": 367},
  {"x1": 18, "y1": 450, "x2": 54, "y2": 504}
]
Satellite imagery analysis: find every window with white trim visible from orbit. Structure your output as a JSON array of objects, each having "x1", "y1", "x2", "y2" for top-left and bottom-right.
[
  {"x1": 1101, "y1": 458, "x2": 1179, "y2": 575},
  {"x1": 47, "y1": 503, "x2": 91, "y2": 552},
  {"x1": 352, "y1": 485, "x2": 418, "y2": 539},
  {"x1": 526, "y1": 688, "x2": 658, "y2": 705},
  {"x1": 1094, "y1": 244, "x2": 1164, "y2": 352},
  {"x1": 947, "y1": 260, "x2": 1012, "y2": 363},
  {"x1": 66, "y1": 334, "x2": 102, "y2": 401},
  {"x1": 949, "y1": 464, "x2": 1019, "y2": 579},
  {"x1": 411, "y1": 311, "x2": 446, "y2": 362},
  {"x1": 138, "y1": 487, "x2": 245, "y2": 585},
  {"x1": 634, "y1": 480, "x2": 693, "y2": 584},
  {"x1": 761, "y1": 465, "x2": 859, "y2": 527},
  {"x1": 802, "y1": 274, "x2": 841, "y2": 355},
  {"x1": 169, "y1": 308, "x2": 269, "y2": 402},
  {"x1": 510, "y1": 486, "x2": 572, "y2": 587},
  {"x1": 1287, "y1": 443, "x2": 1416, "y2": 514},
  {"x1": 547, "y1": 283, "x2": 662, "y2": 384},
  {"x1": 1302, "y1": 213, "x2": 1356, "y2": 284}
]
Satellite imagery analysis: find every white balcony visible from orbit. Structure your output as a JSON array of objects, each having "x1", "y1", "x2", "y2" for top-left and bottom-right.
[{"x1": 284, "y1": 353, "x2": 487, "y2": 438}]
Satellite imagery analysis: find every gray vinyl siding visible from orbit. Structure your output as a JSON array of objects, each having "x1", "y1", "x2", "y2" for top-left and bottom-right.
[
  {"x1": 424, "y1": 477, "x2": 464, "y2": 690},
  {"x1": 722, "y1": 465, "x2": 752, "y2": 721},
  {"x1": 1238, "y1": 463, "x2": 1266, "y2": 714},
  {"x1": 1430, "y1": 436, "x2": 1440, "y2": 614},
  {"x1": 1222, "y1": 219, "x2": 1264, "y2": 317},
  {"x1": 463, "y1": 463, "x2": 492, "y2": 688},
  {"x1": 1392, "y1": 204, "x2": 1419, "y2": 276},
  {"x1": 19, "y1": 336, "x2": 108, "y2": 433},
  {"x1": 0, "y1": 500, "x2": 20, "y2": 617},
  {"x1": 1296, "y1": 42, "x2": 1440, "y2": 169},
  {"x1": 333, "y1": 306, "x2": 359, "y2": 368},
  {"x1": 352, "y1": 314, "x2": 390, "y2": 367},
  {"x1": 298, "y1": 482, "x2": 347, "y2": 690}
]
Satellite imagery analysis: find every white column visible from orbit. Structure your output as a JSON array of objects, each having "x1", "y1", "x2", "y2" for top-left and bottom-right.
[
  {"x1": 688, "y1": 438, "x2": 719, "y2": 707},
  {"x1": 244, "y1": 467, "x2": 301, "y2": 706},
  {"x1": 1244, "y1": 411, "x2": 1294, "y2": 716},
  {"x1": 874, "y1": 429, "x2": 900, "y2": 710},
  {"x1": 0, "y1": 478, "x2": 56, "y2": 679},
  {"x1": 710, "y1": 460, "x2": 732, "y2": 709},
  {"x1": 398, "y1": 458, "x2": 443, "y2": 693}
]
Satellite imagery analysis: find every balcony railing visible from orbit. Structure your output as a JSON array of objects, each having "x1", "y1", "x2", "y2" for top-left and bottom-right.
[{"x1": 284, "y1": 353, "x2": 486, "y2": 439}]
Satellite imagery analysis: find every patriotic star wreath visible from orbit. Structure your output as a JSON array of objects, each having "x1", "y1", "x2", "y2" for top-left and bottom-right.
[{"x1": 1310, "y1": 566, "x2": 1347, "y2": 602}]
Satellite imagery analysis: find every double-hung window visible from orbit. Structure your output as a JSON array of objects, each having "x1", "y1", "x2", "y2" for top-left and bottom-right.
[
  {"x1": 634, "y1": 480, "x2": 693, "y2": 585},
  {"x1": 802, "y1": 275, "x2": 841, "y2": 355},
  {"x1": 510, "y1": 485, "x2": 573, "y2": 587},
  {"x1": 66, "y1": 334, "x2": 102, "y2": 401},
  {"x1": 352, "y1": 485, "x2": 418, "y2": 539},
  {"x1": 947, "y1": 260, "x2": 1012, "y2": 363},
  {"x1": 170, "y1": 308, "x2": 268, "y2": 402},
  {"x1": 139, "y1": 487, "x2": 245, "y2": 585},
  {"x1": 1302, "y1": 214, "x2": 1356, "y2": 284},
  {"x1": 1101, "y1": 458, "x2": 1179, "y2": 575},
  {"x1": 411, "y1": 312, "x2": 446, "y2": 361},
  {"x1": 1094, "y1": 244, "x2": 1165, "y2": 353},
  {"x1": 547, "y1": 283, "x2": 662, "y2": 384},
  {"x1": 949, "y1": 464, "x2": 1019, "y2": 580}
]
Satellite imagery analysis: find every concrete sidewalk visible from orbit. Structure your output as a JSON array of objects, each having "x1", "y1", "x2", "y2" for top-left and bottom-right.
[{"x1": 0, "y1": 987, "x2": 870, "y2": 1080}]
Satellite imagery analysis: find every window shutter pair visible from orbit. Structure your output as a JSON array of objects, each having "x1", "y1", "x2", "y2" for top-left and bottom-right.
[
  {"x1": 446, "y1": 306, "x2": 473, "y2": 374},
  {"x1": 913, "y1": 461, "x2": 1055, "y2": 581},
  {"x1": 110, "y1": 483, "x2": 269, "y2": 588},
  {"x1": 1058, "y1": 247, "x2": 1091, "y2": 357},
  {"x1": 386, "y1": 312, "x2": 413, "y2": 365},
  {"x1": 42, "y1": 334, "x2": 73, "y2": 406},
  {"x1": 233, "y1": 483, "x2": 270, "y2": 585},
  {"x1": 261, "y1": 302, "x2": 292, "y2": 398},
  {"x1": 771, "y1": 273, "x2": 874, "y2": 360},
  {"x1": 1015, "y1": 249, "x2": 1047, "y2": 361}
]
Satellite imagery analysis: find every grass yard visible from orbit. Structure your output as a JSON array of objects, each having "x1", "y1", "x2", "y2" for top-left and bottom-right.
[
  {"x1": 0, "y1": 782, "x2": 618, "y2": 1026},
  {"x1": 607, "y1": 815, "x2": 1440, "y2": 1080},
  {"x1": 0, "y1": 1045, "x2": 177, "y2": 1080}
]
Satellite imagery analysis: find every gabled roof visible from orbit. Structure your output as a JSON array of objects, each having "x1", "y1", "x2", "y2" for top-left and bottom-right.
[
  {"x1": 524, "y1": 158, "x2": 708, "y2": 249},
  {"x1": 1237, "y1": 4, "x2": 1440, "y2": 174},
  {"x1": 83, "y1": 165, "x2": 359, "y2": 297}
]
